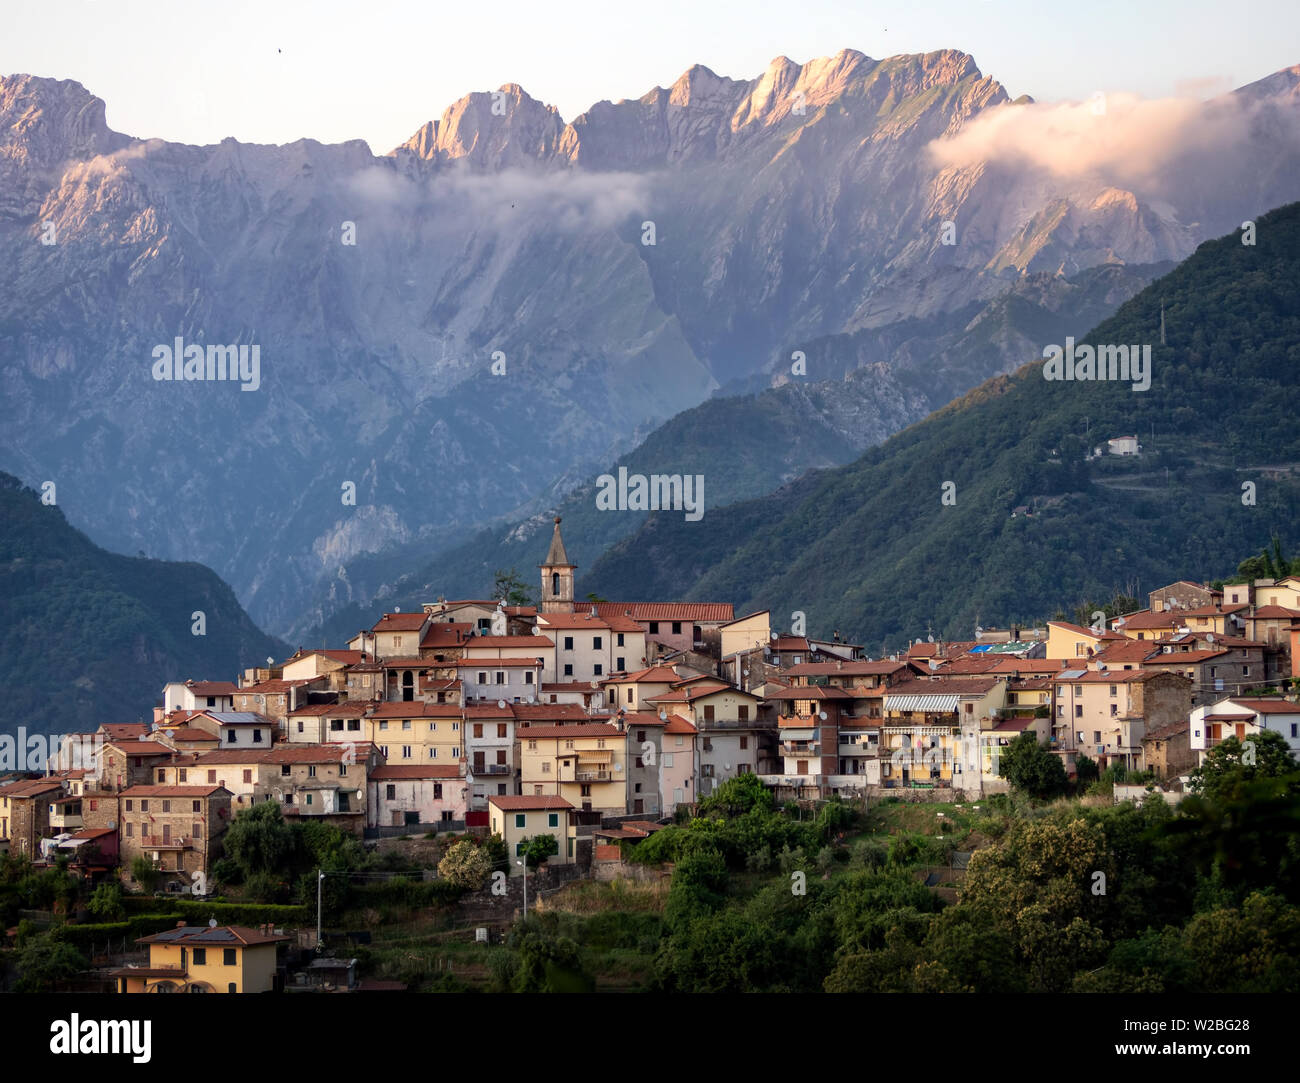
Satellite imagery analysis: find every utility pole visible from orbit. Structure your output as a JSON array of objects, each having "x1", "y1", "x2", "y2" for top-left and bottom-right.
[{"x1": 316, "y1": 869, "x2": 324, "y2": 953}]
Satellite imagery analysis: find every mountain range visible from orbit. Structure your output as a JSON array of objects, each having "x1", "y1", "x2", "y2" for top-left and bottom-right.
[{"x1": 2, "y1": 50, "x2": 1298, "y2": 639}]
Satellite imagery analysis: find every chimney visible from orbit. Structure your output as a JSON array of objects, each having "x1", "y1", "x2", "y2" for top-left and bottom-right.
[{"x1": 176, "y1": 920, "x2": 187, "y2": 928}]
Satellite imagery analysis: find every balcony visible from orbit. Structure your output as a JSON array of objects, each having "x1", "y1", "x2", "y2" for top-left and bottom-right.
[
  {"x1": 573, "y1": 770, "x2": 612, "y2": 783},
  {"x1": 780, "y1": 743, "x2": 820, "y2": 757},
  {"x1": 472, "y1": 764, "x2": 511, "y2": 775},
  {"x1": 141, "y1": 837, "x2": 190, "y2": 851}
]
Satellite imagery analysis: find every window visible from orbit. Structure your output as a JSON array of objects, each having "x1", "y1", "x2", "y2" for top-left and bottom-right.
[
  {"x1": 594, "y1": 664, "x2": 603, "y2": 676},
  {"x1": 1109, "y1": 685, "x2": 1117, "y2": 696},
  {"x1": 616, "y1": 657, "x2": 625, "y2": 671},
  {"x1": 306, "y1": 765, "x2": 316, "y2": 777},
  {"x1": 738, "y1": 706, "x2": 749, "y2": 722},
  {"x1": 157, "y1": 770, "x2": 165, "y2": 783},
  {"x1": 89, "y1": 799, "x2": 98, "y2": 812},
  {"x1": 125, "y1": 822, "x2": 133, "y2": 837},
  {"x1": 564, "y1": 636, "x2": 574, "y2": 651},
  {"x1": 635, "y1": 756, "x2": 643, "y2": 768},
  {"x1": 580, "y1": 784, "x2": 591, "y2": 797},
  {"x1": 704, "y1": 706, "x2": 715, "y2": 722},
  {"x1": 739, "y1": 736, "x2": 748, "y2": 750},
  {"x1": 379, "y1": 721, "x2": 388, "y2": 731},
  {"x1": 193, "y1": 821, "x2": 202, "y2": 837},
  {"x1": 227, "y1": 731, "x2": 237, "y2": 744},
  {"x1": 281, "y1": 764, "x2": 291, "y2": 776},
  {"x1": 498, "y1": 724, "x2": 508, "y2": 738},
  {"x1": 298, "y1": 720, "x2": 305, "y2": 733},
  {"x1": 402, "y1": 746, "x2": 412, "y2": 759},
  {"x1": 597, "y1": 738, "x2": 606, "y2": 749},
  {"x1": 252, "y1": 729, "x2": 262, "y2": 743},
  {"x1": 433, "y1": 782, "x2": 444, "y2": 800},
  {"x1": 524, "y1": 672, "x2": 534, "y2": 685},
  {"x1": 474, "y1": 723, "x2": 484, "y2": 738},
  {"x1": 141, "y1": 800, "x2": 149, "y2": 812},
  {"x1": 162, "y1": 800, "x2": 171, "y2": 813},
  {"x1": 527, "y1": 739, "x2": 537, "y2": 750},
  {"x1": 672, "y1": 621, "x2": 682, "y2": 635},
  {"x1": 331, "y1": 719, "x2": 343, "y2": 732},
  {"x1": 478, "y1": 671, "x2": 488, "y2": 684},
  {"x1": 515, "y1": 813, "x2": 526, "y2": 828},
  {"x1": 965, "y1": 703, "x2": 974, "y2": 713},
  {"x1": 452, "y1": 722, "x2": 459, "y2": 731},
  {"x1": 648, "y1": 622, "x2": 659, "y2": 635},
  {"x1": 402, "y1": 720, "x2": 411, "y2": 730},
  {"x1": 192, "y1": 800, "x2": 201, "y2": 812},
  {"x1": 385, "y1": 784, "x2": 397, "y2": 800},
  {"x1": 564, "y1": 739, "x2": 575, "y2": 750},
  {"x1": 347, "y1": 719, "x2": 360, "y2": 731},
  {"x1": 306, "y1": 794, "x2": 313, "y2": 806},
  {"x1": 564, "y1": 664, "x2": 573, "y2": 677},
  {"x1": 1075, "y1": 705, "x2": 1083, "y2": 718},
  {"x1": 339, "y1": 764, "x2": 347, "y2": 776},
  {"x1": 223, "y1": 949, "x2": 236, "y2": 966},
  {"x1": 495, "y1": 671, "x2": 505, "y2": 685},
  {"x1": 617, "y1": 633, "x2": 625, "y2": 647},
  {"x1": 1243, "y1": 666, "x2": 1250, "y2": 676},
  {"x1": 548, "y1": 813, "x2": 559, "y2": 827},
  {"x1": 552, "y1": 572, "x2": 560, "y2": 596},
  {"x1": 1094, "y1": 731, "x2": 1101, "y2": 744},
  {"x1": 243, "y1": 770, "x2": 252, "y2": 784},
  {"x1": 593, "y1": 636, "x2": 602, "y2": 650},
  {"x1": 178, "y1": 769, "x2": 187, "y2": 783},
  {"x1": 663, "y1": 753, "x2": 674, "y2": 767},
  {"x1": 1110, "y1": 704, "x2": 1118, "y2": 716},
  {"x1": 193, "y1": 948, "x2": 206, "y2": 965}
]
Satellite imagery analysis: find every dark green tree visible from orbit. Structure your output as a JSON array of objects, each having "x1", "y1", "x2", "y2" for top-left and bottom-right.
[{"x1": 998, "y1": 732, "x2": 1068, "y2": 799}]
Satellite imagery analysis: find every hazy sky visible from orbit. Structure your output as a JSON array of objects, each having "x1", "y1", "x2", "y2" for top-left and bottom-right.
[{"x1": 3, "y1": 0, "x2": 1296, "y2": 153}]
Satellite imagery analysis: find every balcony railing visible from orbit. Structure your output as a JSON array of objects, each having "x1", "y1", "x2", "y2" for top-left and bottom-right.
[
  {"x1": 573, "y1": 770, "x2": 612, "y2": 782},
  {"x1": 780, "y1": 743, "x2": 820, "y2": 757},
  {"x1": 471, "y1": 764, "x2": 511, "y2": 775}
]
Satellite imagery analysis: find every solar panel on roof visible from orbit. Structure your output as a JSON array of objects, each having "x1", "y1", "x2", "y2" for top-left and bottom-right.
[
  {"x1": 194, "y1": 927, "x2": 237, "y2": 941},
  {"x1": 1058, "y1": 669, "x2": 1087, "y2": 679},
  {"x1": 969, "y1": 645, "x2": 992, "y2": 653}
]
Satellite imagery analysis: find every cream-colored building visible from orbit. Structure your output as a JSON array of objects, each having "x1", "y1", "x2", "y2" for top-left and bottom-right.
[
  {"x1": 518, "y1": 723, "x2": 627, "y2": 814},
  {"x1": 488, "y1": 795, "x2": 577, "y2": 873}
]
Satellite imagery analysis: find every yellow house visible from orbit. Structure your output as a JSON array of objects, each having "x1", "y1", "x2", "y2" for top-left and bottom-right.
[
  {"x1": 719, "y1": 610, "x2": 771, "y2": 659},
  {"x1": 488, "y1": 795, "x2": 577, "y2": 873},
  {"x1": 365, "y1": 702, "x2": 464, "y2": 767},
  {"x1": 518, "y1": 723, "x2": 626, "y2": 814},
  {"x1": 112, "y1": 924, "x2": 287, "y2": 993},
  {"x1": 1045, "y1": 621, "x2": 1109, "y2": 660}
]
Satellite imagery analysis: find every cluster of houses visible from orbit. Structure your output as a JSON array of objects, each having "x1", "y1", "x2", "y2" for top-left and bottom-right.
[{"x1": 4, "y1": 520, "x2": 1300, "y2": 899}]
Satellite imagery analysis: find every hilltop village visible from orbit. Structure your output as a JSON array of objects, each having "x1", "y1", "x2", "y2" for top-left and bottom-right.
[{"x1": 5, "y1": 518, "x2": 1299, "y2": 893}]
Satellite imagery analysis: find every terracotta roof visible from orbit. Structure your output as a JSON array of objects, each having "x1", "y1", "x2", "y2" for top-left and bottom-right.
[
  {"x1": 193, "y1": 746, "x2": 351, "y2": 765},
  {"x1": 489, "y1": 795, "x2": 573, "y2": 811},
  {"x1": 161, "y1": 726, "x2": 219, "y2": 743},
  {"x1": 137, "y1": 925, "x2": 288, "y2": 947},
  {"x1": 517, "y1": 724, "x2": 622, "y2": 740},
  {"x1": 764, "y1": 685, "x2": 854, "y2": 700},
  {"x1": 886, "y1": 677, "x2": 1001, "y2": 695},
  {"x1": 463, "y1": 635, "x2": 554, "y2": 648},
  {"x1": 119, "y1": 785, "x2": 226, "y2": 797},
  {"x1": 593, "y1": 602, "x2": 734, "y2": 622},
  {"x1": 1092, "y1": 641, "x2": 1159, "y2": 663},
  {"x1": 1250, "y1": 605, "x2": 1300, "y2": 619},
  {"x1": 371, "y1": 613, "x2": 429, "y2": 632},
  {"x1": 379, "y1": 657, "x2": 434, "y2": 668},
  {"x1": 104, "y1": 741, "x2": 173, "y2": 757},
  {"x1": 1142, "y1": 650, "x2": 1229, "y2": 664},
  {"x1": 0, "y1": 778, "x2": 63, "y2": 798},
  {"x1": 1047, "y1": 621, "x2": 1106, "y2": 637},
  {"x1": 287, "y1": 703, "x2": 346, "y2": 716},
  {"x1": 455, "y1": 658, "x2": 543, "y2": 667},
  {"x1": 368, "y1": 702, "x2": 463, "y2": 719},
  {"x1": 989, "y1": 658, "x2": 1067, "y2": 674},
  {"x1": 463, "y1": 704, "x2": 515, "y2": 719},
  {"x1": 616, "y1": 711, "x2": 667, "y2": 726},
  {"x1": 538, "y1": 612, "x2": 611, "y2": 629},
  {"x1": 420, "y1": 622, "x2": 472, "y2": 647},
  {"x1": 511, "y1": 704, "x2": 594, "y2": 721},
  {"x1": 782, "y1": 661, "x2": 907, "y2": 677},
  {"x1": 1054, "y1": 670, "x2": 1159, "y2": 683},
  {"x1": 370, "y1": 765, "x2": 463, "y2": 780},
  {"x1": 662, "y1": 713, "x2": 697, "y2": 735},
  {"x1": 100, "y1": 723, "x2": 150, "y2": 738},
  {"x1": 932, "y1": 656, "x2": 1005, "y2": 675},
  {"x1": 1113, "y1": 610, "x2": 1186, "y2": 630},
  {"x1": 1144, "y1": 719, "x2": 1190, "y2": 740},
  {"x1": 603, "y1": 665, "x2": 682, "y2": 685},
  {"x1": 1230, "y1": 698, "x2": 1300, "y2": 714}
]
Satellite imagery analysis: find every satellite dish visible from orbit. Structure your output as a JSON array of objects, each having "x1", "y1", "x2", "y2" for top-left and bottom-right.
[
  {"x1": 266, "y1": 656, "x2": 274, "y2": 666},
  {"x1": 770, "y1": 632, "x2": 778, "y2": 641},
  {"x1": 1206, "y1": 633, "x2": 1215, "y2": 643},
  {"x1": 208, "y1": 918, "x2": 218, "y2": 928},
  {"x1": 659, "y1": 710, "x2": 667, "y2": 720},
  {"x1": 394, "y1": 606, "x2": 401, "y2": 612},
  {"x1": 355, "y1": 790, "x2": 362, "y2": 799},
  {"x1": 811, "y1": 645, "x2": 818, "y2": 654},
  {"x1": 819, "y1": 711, "x2": 827, "y2": 721},
  {"x1": 497, "y1": 699, "x2": 506, "y2": 709}
]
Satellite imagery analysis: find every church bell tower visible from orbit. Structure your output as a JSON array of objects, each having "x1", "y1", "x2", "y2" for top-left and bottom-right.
[{"x1": 540, "y1": 516, "x2": 576, "y2": 614}]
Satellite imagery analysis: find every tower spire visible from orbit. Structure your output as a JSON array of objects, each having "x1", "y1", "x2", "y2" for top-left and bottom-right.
[{"x1": 540, "y1": 516, "x2": 576, "y2": 614}]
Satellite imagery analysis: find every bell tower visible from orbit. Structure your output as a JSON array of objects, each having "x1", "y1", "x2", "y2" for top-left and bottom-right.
[{"x1": 540, "y1": 516, "x2": 576, "y2": 614}]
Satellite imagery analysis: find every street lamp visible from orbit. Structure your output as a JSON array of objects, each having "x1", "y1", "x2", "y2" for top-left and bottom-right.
[
  {"x1": 316, "y1": 869, "x2": 325, "y2": 953},
  {"x1": 517, "y1": 858, "x2": 527, "y2": 919}
]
